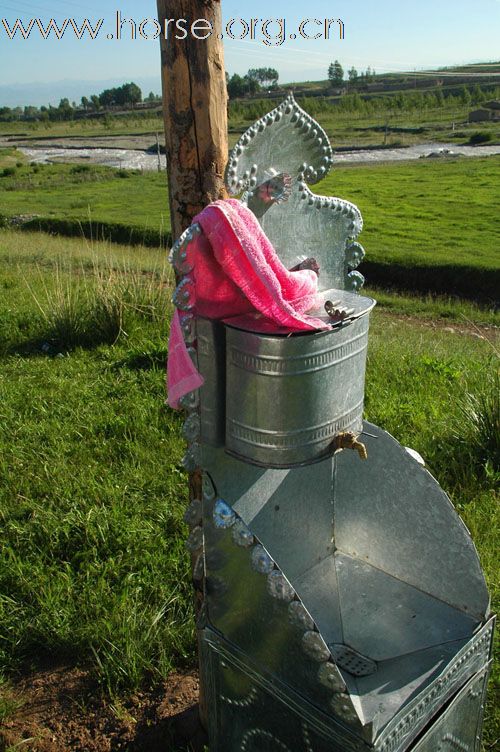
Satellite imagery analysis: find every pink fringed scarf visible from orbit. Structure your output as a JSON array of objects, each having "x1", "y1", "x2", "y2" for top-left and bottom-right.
[{"x1": 167, "y1": 199, "x2": 326, "y2": 408}]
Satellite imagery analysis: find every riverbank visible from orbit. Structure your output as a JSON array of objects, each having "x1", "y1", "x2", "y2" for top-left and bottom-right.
[{"x1": 3, "y1": 135, "x2": 500, "y2": 171}]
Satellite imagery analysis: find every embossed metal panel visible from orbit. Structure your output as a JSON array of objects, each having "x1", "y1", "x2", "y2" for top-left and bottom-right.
[
  {"x1": 225, "y1": 95, "x2": 365, "y2": 293},
  {"x1": 407, "y1": 665, "x2": 490, "y2": 752}
]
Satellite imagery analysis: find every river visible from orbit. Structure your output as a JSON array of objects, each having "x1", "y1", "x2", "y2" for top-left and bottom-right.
[{"x1": 18, "y1": 141, "x2": 500, "y2": 171}]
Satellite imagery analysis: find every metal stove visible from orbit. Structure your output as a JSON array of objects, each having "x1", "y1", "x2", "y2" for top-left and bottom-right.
[{"x1": 170, "y1": 95, "x2": 494, "y2": 752}]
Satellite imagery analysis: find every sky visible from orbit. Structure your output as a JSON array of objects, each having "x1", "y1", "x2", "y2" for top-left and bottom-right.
[{"x1": 0, "y1": 0, "x2": 499, "y2": 105}]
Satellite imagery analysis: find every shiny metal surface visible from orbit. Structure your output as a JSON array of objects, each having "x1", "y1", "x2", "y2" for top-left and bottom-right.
[
  {"x1": 168, "y1": 95, "x2": 493, "y2": 751},
  {"x1": 200, "y1": 431, "x2": 493, "y2": 746},
  {"x1": 200, "y1": 624, "x2": 493, "y2": 752},
  {"x1": 333, "y1": 422, "x2": 490, "y2": 621},
  {"x1": 225, "y1": 95, "x2": 365, "y2": 293},
  {"x1": 225, "y1": 305, "x2": 372, "y2": 467},
  {"x1": 196, "y1": 317, "x2": 226, "y2": 447},
  {"x1": 408, "y1": 665, "x2": 490, "y2": 752}
]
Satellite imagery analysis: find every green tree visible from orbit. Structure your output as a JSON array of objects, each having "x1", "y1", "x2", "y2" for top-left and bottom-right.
[
  {"x1": 348, "y1": 67, "x2": 358, "y2": 85},
  {"x1": 58, "y1": 98, "x2": 74, "y2": 120},
  {"x1": 328, "y1": 60, "x2": 344, "y2": 87},
  {"x1": 121, "y1": 82, "x2": 142, "y2": 106},
  {"x1": 460, "y1": 85, "x2": 472, "y2": 107},
  {"x1": 227, "y1": 73, "x2": 247, "y2": 99}
]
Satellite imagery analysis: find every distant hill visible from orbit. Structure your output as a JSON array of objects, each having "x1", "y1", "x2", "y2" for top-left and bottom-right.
[{"x1": 0, "y1": 76, "x2": 162, "y2": 108}]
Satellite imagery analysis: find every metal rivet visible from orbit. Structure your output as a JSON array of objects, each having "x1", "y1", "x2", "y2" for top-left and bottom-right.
[
  {"x1": 251, "y1": 545, "x2": 274, "y2": 574},
  {"x1": 184, "y1": 498, "x2": 202, "y2": 528},
  {"x1": 213, "y1": 499, "x2": 236, "y2": 529},
  {"x1": 267, "y1": 570, "x2": 295, "y2": 602},
  {"x1": 232, "y1": 519, "x2": 254, "y2": 548},
  {"x1": 186, "y1": 525, "x2": 203, "y2": 553},
  {"x1": 302, "y1": 631, "x2": 330, "y2": 662},
  {"x1": 318, "y1": 662, "x2": 346, "y2": 693}
]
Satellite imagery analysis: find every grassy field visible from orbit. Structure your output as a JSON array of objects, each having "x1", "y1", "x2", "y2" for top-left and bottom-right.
[
  {"x1": 318, "y1": 155, "x2": 500, "y2": 299},
  {"x1": 0, "y1": 229, "x2": 498, "y2": 747},
  {"x1": 1, "y1": 153, "x2": 498, "y2": 300},
  {"x1": 2, "y1": 99, "x2": 499, "y2": 150}
]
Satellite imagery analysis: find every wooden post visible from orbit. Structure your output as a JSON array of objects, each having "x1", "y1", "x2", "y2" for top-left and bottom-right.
[
  {"x1": 156, "y1": 0, "x2": 228, "y2": 243},
  {"x1": 156, "y1": 0, "x2": 228, "y2": 742}
]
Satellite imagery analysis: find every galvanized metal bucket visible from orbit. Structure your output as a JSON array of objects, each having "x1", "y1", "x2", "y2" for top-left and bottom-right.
[{"x1": 224, "y1": 294, "x2": 375, "y2": 468}]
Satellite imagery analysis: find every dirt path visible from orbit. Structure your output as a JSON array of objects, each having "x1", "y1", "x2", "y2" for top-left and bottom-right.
[
  {"x1": 0, "y1": 666, "x2": 202, "y2": 752},
  {"x1": 375, "y1": 310, "x2": 499, "y2": 350}
]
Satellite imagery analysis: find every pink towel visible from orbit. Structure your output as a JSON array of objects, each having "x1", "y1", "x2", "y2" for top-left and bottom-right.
[
  {"x1": 167, "y1": 309, "x2": 204, "y2": 409},
  {"x1": 168, "y1": 199, "x2": 327, "y2": 409},
  {"x1": 193, "y1": 199, "x2": 325, "y2": 328}
]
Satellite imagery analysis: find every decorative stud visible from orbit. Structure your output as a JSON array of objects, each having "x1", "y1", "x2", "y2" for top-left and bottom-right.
[
  {"x1": 251, "y1": 545, "x2": 274, "y2": 574},
  {"x1": 232, "y1": 519, "x2": 254, "y2": 548},
  {"x1": 179, "y1": 389, "x2": 199, "y2": 410},
  {"x1": 171, "y1": 244, "x2": 193, "y2": 276},
  {"x1": 330, "y1": 694, "x2": 358, "y2": 724},
  {"x1": 346, "y1": 242, "x2": 365, "y2": 269},
  {"x1": 213, "y1": 499, "x2": 236, "y2": 529},
  {"x1": 267, "y1": 570, "x2": 295, "y2": 602},
  {"x1": 302, "y1": 631, "x2": 331, "y2": 662},
  {"x1": 318, "y1": 662, "x2": 347, "y2": 693},
  {"x1": 184, "y1": 498, "x2": 202, "y2": 528},
  {"x1": 202, "y1": 473, "x2": 216, "y2": 501},
  {"x1": 182, "y1": 414, "x2": 201, "y2": 442},
  {"x1": 186, "y1": 525, "x2": 203, "y2": 553},
  {"x1": 346, "y1": 270, "x2": 365, "y2": 292},
  {"x1": 182, "y1": 443, "x2": 201, "y2": 473},
  {"x1": 193, "y1": 553, "x2": 204, "y2": 582},
  {"x1": 288, "y1": 601, "x2": 315, "y2": 631},
  {"x1": 172, "y1": 278, "x2": 195, "y2": 312}
]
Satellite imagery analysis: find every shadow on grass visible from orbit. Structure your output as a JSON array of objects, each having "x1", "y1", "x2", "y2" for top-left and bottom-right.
[{"x1": 113, "y1": 349, "x2": 168, "y2": 372}]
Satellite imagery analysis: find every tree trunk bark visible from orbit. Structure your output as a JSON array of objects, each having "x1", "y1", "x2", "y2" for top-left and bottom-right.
[
  {"x1": 157, "y1": 0, "x2": 228, "y2": 242},
  {"x1": 156, "y1": 0, "x2": 228, "y2": 741}
]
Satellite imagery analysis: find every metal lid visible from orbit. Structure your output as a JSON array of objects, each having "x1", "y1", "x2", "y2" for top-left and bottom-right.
[{"x1": 223, "y1": 289, "x2": 376, "y2": 336}]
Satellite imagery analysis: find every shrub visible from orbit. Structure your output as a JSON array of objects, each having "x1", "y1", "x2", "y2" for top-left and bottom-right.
[
  {"x1": 70, "y1": 164, "x2": 92, "y2": 174},
  {"x1": 447, "y1": 367, "x2": 500, "y2": 488},
  {"x1": 469, "y1": 131, "x2": 493, "y2": 145},
  {"x1": 27, "y1": 256, "x2": 171, "y2": 350},
  {"x1": 1, "y1": 167, "x2": 16, "y2": 178}
]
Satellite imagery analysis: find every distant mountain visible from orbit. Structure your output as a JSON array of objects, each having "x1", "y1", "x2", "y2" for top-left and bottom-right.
[{"x1": 0, "y1": 76, "x2": 162, "y2": 108}]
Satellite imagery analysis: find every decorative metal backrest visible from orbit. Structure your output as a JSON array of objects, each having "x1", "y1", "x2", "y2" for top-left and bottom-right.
[{"x1": 225, "y1": 94, "x2": 365, "y2": 292}]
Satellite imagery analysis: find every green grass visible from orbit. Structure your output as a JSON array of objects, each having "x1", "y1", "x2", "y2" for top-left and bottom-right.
[
  {"x1": 320, "y1": 155, "x2": 500, "y2": 300},
  {"x1": 0, "y1": 114, "x2": 165, "y2": 139},
  {"x1": 0, "y1": 230, "x2": 194, "y2": 695},
  {"x1": 364, "y1": 287, "x2": 500, "y2": 327},
  {"x1": 0, "y1": 162, "x2": 170, "y2": 244},
  {"x1": 2, "y1": 96, "x2": 499, "y2": 149},
  {"x1": 0, "y1": 229, "x2": 498, "y2": 747},
  {"x1": 1, "y1": 156, "x2": 498, "y2": 298}
]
